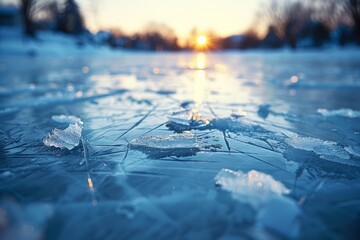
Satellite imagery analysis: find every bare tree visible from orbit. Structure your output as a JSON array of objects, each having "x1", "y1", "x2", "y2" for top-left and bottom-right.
[
  {"x1": 21, "y1": 0, "x2": 36, "y2": 37},
  {"x1": 58, "y1": 0, "x2": 84, "y2": 35},
  {"x1": 343, "y1": 0, "x2": 360, "y2": 42},
  {"x1": 310, "y1": 0, "x2": 349, "y2": 29},
  {"x1": 260, "y1": 0, "x2": 313, "y2": 48}
]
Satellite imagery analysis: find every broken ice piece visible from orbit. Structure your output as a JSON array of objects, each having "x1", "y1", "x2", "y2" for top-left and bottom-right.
[
  {"x1": 168, "y1": 109, "x2": 193, "y2": 126},
  {"x1": 167, "y1": 109, "x2": 210, "y2": 132},
  {"x1": 215, "y1": 169, "x2": 300, "y2": 239},
  {"x1": 43, "y1": 123, "x2": 82, "y2": 150},
  {"x1": 285, "y1": 133, "x2": 350, "y2": 160},
  {"x1": 52, "y1": 115, "x2": 83, "y2": 124},
  {"x1": 215, "y1": 169, "x2": 290, "y2": 208},
  {"x1": 130, "y1": 131, "x2": 199, "y2": 158}
]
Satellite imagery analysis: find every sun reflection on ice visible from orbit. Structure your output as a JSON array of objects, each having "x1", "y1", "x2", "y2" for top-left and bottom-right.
[{"x1": 192, "y1": 53, "x2": 209, "y2": 108}]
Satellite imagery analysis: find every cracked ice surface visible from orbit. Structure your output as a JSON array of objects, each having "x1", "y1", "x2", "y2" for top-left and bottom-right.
[{"x1": 1, "y1": 51, "x2": 360, "y2": 239}]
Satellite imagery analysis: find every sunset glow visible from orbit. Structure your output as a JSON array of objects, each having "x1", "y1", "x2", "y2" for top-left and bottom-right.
[
  {"x1": 195, "y1": 35, "x2": 209, "y2": 50},
  {"x1": 197, "y1": 35, "x2": 207, "y2": 46}
]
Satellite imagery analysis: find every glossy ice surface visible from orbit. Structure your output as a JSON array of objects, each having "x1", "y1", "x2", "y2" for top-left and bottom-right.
[{"x1": 1, "y1": 51, "x2": 360, "y2": 239}]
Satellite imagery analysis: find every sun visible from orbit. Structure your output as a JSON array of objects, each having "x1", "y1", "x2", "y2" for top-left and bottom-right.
[{"x1": 197, "y1": 35, "x2": 207, "y2": 46}]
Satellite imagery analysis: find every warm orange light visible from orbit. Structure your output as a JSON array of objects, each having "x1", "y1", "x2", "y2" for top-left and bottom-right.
[
  {"x1": 197, "y1": 35, "x2": 207, "y2": 46},
  {"x1": 88, "y1": 177, "x2": 94, "y2": 189}
]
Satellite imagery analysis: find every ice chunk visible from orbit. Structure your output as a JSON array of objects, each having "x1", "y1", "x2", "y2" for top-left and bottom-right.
[
  {"x1": 215, "y1": 169, "x2": 300, "y2": 239},
  {"x1": 257, "y1": 196, "x2": 301, "y2": 239},
  {"x1": 285, "y1": 134, "x2": 350, "y2": 160},
  {"x1": 317, "y1": 108, "x2": 360, "y2": 118},
  {"x1": 130, "y1": 131, "x2": 199, "y2": 158},
  {"x1": 168, "y1": 109, "x2": 193, "y2": 126},
  {"x1": 167, "y1": 109, "x2": 210, "y2": 132},
  {"x1": 52, "y1": 114, "x2": 83, "y2": 124},
  {"x1": 43, "y1": 123, "x2": 82, "y2": 150},
  {"x1": 215, "y1": 169, "x2": 290, "y2": 208}
]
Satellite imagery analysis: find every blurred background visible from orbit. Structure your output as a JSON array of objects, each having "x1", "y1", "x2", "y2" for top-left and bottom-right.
[{"x1": 0, "y1": 0, "x2": 359, "y2": 52}]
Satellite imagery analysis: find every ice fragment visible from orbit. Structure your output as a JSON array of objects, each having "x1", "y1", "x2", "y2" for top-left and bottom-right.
[
  {"x1": 130, "y1": 131, "x2": 199, "y2": 158},
  {"x1": 215, "y1": 169, "x2": 290, "y2": 208},
  {"x1": 43, "y1": 123, "x2": 82, "y2": 150},
  {"x1": 285, "y1": 134, "x2": 350, "y2": 160}
]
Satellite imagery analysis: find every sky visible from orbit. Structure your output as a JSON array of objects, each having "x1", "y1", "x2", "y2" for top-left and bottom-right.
[
  {"x1": 1, "y1": 0, "x2": 264, "y2": 41},
  {"x1": 79, "y1": 0, "x2": 263, "y2": 41}
]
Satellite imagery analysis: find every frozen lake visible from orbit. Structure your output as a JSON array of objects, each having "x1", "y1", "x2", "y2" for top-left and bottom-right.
[{"x1": 1, "y1": 51, "x2": 360, "y2": 239}]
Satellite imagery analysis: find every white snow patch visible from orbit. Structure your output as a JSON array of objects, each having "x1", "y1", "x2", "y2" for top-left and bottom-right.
[
  {"x1": 317, "y1": 108, "x2": 360, "y2": 118},
  {"x1": 43, "y1": 123, "x2": 82, "y2": 150}
]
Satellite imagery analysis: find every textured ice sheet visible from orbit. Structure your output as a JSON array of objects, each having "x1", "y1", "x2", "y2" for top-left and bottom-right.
[
  {"x1": 215, "y1": 169, "x2": 290, "y2": 208},
  {"x1": 130, "y1": 131, "x2": 199, "y2": 158},
  {"x1": 52, "y1": 115, "x2": 83, "y2": 124},
  {"x1": 317, "y1": 108, "x2": 360, "y2": 118},
  {"x1": 43, "y1": 123, "x2": 82, "y2": 150},
  {"x1": 1, "y1": 51, "x2": 360, "y2": 239},
  {"x1": 285, "y1": 134, "x2": 350, "y2": 160}
]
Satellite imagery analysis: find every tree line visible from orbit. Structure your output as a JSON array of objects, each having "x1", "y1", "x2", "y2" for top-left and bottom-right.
[{"x1": 18, "y1": 0, "x2": 360, "y2": 50}]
